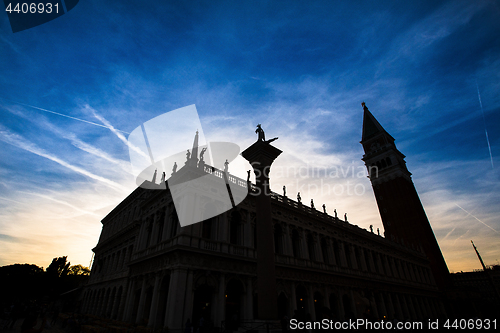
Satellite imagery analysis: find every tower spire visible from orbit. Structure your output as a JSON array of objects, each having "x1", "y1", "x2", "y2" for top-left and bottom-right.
[
  {"x1": 361, "y1": 102, "x2": 394, "y2": 143},
  {"x1": 360, "y1": 103, "x2": 450, "y2": 290},
  {"x1": 190, "y1": 130, "x2": 199, "y2": 166}
]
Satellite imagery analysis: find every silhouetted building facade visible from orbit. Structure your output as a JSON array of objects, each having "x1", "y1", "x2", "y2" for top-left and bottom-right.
[{"x1": 81, "y1": 107, "x2": 450, "y2": 331}]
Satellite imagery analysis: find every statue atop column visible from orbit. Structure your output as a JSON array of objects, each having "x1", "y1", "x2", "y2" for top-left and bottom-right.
[
  {"x1": 256, "y1": 124, "x2": 265, "y2": 141},
  {"x1": 255, "y1": 124, "x2": 278, "y2": 143}
]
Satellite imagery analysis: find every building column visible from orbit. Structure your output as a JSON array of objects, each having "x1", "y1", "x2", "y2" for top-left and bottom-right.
[
  {"x1": 290, "y1": 281, "x2": 297, "y2": 314},
  {"x1": 244, "y1": 212, "x2": 252, "y2": 247},
  {"x1": 150, "y1": 213, "x2": 160, "y2": 246},
  {"x1": 283, "y1": 224, "x2": 293, "y2": 257},
  {"x1": 369, "y1": 293, "x2": 379, "y2": 319},
  {"x1": 339, "y1": 242, "x2": 348, "y2": 267},
  {"x1": 300, "y1": 230, "x2": 308, "y2": 260},
  {"x1": 182, "y1": 270, "x2": 195, "y2": 325},
  {"x1": 164, "y1": 269, "x2": 189, "y2": 330},
  {"x1": 148, "y1": 274, "x2": 162, "y2": 327},
  {"x1": 358, "y1": 247, "x2": 368, "y2": 271},
  {"x1": 391, "y1": 293, "x2": 403, "y2": 321},
  {"x1": 307, "y1": 285, "x2": 316, "y2": 321},
  {"x1": 405, "y1": 295, "x2": 417, "y2": 320},
  {"x1": 162, "y1": 206, "x2": 171, "y2": 240},
  {"x1": 123, "y1": 280, "x2": 136, "y2": 321},
  {"x1": 245, "y1": 277, "x2": 253, "y2": 320},
  {"x1": 377, "y1": 292, "x2": 388, "y2": 318},
  {"x1": 384, "y1": 292, "x2": 395, "y2": 320},
  {"x1": 327, "y1": 239, "x2": 335, "y2": 266},
  {"x1": 136, "y1": 278, "x2": 148, "y2": 324},
  {"x1": 212, "y1": 272, "x2": 226, "y2": 327},
  {"x1": 314, "y1": 233, "x2": 322, "y2": 263}
]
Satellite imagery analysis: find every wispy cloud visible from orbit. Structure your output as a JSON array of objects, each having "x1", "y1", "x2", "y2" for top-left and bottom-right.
[{"x1": 0, "y1": 125, "x2": 129, "y2": 193}]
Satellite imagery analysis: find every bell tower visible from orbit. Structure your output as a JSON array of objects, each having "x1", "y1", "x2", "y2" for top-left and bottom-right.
[{"x1": 360, "y1": 102, "x2": 450, "y2": 290}]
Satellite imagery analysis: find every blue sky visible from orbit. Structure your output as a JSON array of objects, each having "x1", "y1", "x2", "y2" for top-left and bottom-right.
[{"x1": 0, "y1": 0, "x2": 499, "y2": 272}]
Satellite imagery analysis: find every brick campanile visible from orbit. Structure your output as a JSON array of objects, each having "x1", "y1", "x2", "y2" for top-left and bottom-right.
[{"x1": 360, "y1": 102, "x2": 450, "y2": 290}]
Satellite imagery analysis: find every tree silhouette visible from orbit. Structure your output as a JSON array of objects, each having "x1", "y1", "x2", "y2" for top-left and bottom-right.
[
  {"x1": 46, "y1": 256, "x2": 70, "y2": 278},
  {"x1": 68, "y1": 264, "x2": 90, "y2": 276}
]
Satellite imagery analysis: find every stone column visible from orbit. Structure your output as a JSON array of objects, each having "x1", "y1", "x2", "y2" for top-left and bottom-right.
[
  {"x1": 369, "y1": 293, "x2": 379, "y2": 319},
  {"x1": 148, "y1": 274, "x2": 162, "y2": 327},
  {"x1": 242, "y1": 139, "x2": 282, "y2": 320},
  {"x1": 339, "y1": 242, "x2": 348, "y2": 267},
  {"x1": 307, "y1": 285, "x2": 316, "y2": 321},
  {"x1": 122, "y1": 280, "x2": 135, "y2": 322},
  {"x1": 300, "y1": 229, "x2": 308, "y2": 260},
  {"x1": 182, "y1": 270, "x2": 195, "y2": 325},
  {"x1": 290, "y1": 282, "x2": 297, "y2": 314},
  {"x1": 164, "y1": 269, "x2": 189, "y2": 330},
  {"x1": 245, "y1": 277, "x2": 253, "y2": 320},
  {"x1": 151, "y1": 213, "x2": 160, "y2": 246},
  {"x1": 391, "y1": 293, "x2": 403, "y2": 321},
  {"x1": 283, "y1": 225, "x2": 293, "y2": 257},
  {"x1": 135, "y1": 278, "x2": 148, "y2": 324},
  {"x1": 358, "y1": 247, "x2": 368, "y2": 271},
  {"x1": 215, "y1": 273, "x2": 226, "y2": 326}
]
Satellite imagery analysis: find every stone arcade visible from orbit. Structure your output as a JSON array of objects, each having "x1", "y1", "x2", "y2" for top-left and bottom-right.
[{"x1": 81, "y1": 105, "x2": 449, "y2": 331}]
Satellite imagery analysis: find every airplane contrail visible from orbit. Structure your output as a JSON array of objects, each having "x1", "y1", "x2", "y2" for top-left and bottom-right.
[
  {"x1": 0, "y1": 97, "x2": 130, "y2": 134},
  {"x1": 454, "y1": 203, "x2": 499, "y2": 234},
  {"x1": 476, "y1": 81, "x2": 494, "y2": 169}
]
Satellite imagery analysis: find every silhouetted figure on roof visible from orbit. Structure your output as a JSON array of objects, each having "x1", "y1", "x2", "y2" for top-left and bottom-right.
[
  {"x1": 334, "y1": 209, "x2": 337, "y2": 218},
  {"x1": 322, "y1": 204, "x2": 326, "y2": 213},
  {"x1": 297, "y1": 192, "x2": 301, "y2": 204},
  {"x1": 247, "y1": 170, "x2": 251, "y2": 182},
  {"x1": 161, "y1": 172, "x2": 166, "y2": 183},
  {"x1": 283, "y1": 185, "x2": 286, "y2": 197},
  {"x1": 186, "y1": 149, "x2": 191, "y2": 161},
  {"x1": 172, "y1": 162, "x2": 177, "y2": 174},
  {"x1": 370, "y1": 225, "x2": 373, "y2": 233},
  {"x1": 377, "y1": 228, "x2": 380, "y2": 236},
  {"x1": 200, "y1": 147, "x2": 207, "y2": 161},
  {"x1": 224, "y1": 159, "x2": 229, "y2": 173},
  {"x1": 310, "y1": 199, "x2": 315, "y2": 209},
  {"x1": 344, "y1": 213, "x2": 348, "y2": 222}
]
